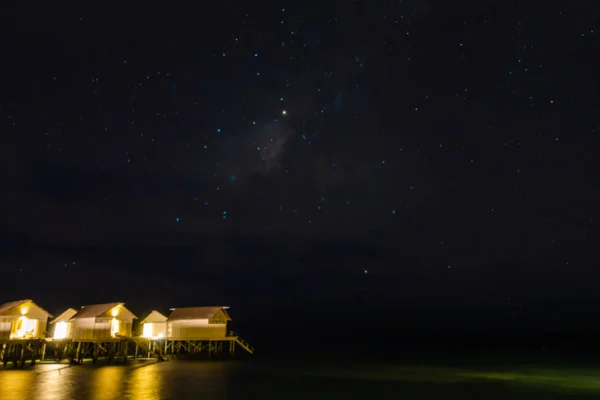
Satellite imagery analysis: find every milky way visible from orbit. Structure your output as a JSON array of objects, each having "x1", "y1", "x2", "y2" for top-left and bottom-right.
[{"x1": 1, "y1": 2, "x2": 598, "y2": 329}]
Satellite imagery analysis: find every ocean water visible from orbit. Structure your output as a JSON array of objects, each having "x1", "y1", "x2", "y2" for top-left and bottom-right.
[{"x1": 0, "y1": 358, "x2": 599, "y2": 399}]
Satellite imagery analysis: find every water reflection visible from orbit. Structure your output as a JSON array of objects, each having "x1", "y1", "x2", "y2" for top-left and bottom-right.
[
  {"x1": 127, "y1": 363, "x2": 163, "y2": 400},
  {"x1": 1, "y1": 360, "x2": 585, "y2": 399},
  {"x1": 0, "y1": 361, "x2": 236, "y2": 400},
  {"x1": 0, "y1": 369, "x2": 34, "y2": 400},
  {"x1": 90, "y1": 366, "x2": 125, "y2": 400},
  {"x1": 35, "y1": 366, "x2": 76, "y2": 400}
]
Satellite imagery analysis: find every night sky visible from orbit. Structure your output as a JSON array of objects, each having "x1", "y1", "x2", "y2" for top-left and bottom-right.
[{"x1": 2, "y1": 2, "x2": 599, "y2": 348}]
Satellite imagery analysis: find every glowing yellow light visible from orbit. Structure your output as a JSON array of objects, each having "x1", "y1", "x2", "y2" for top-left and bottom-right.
[
  {"x1": 16, "y1": 316, "x2": 27, "y2": 337},
  {"x1": 281, "y1": 110, "x2": 287, "y2": 116},
  {"x1": 93, "y1": 366, "x2": 123, "y2": 400},
  {"x1": 21, "y1": 307, "x2": 28, "y2": 315},
  {"x1": 157, "y1": 332, "x2": 164, "y2": 339},
  {"x1": 142, "y1": 323, "x2": 153, "y2": 338},
  {"x1": 0, "y1": 365, "x2": 33, "y2": 399},
  {"x1": 111, "y1": 318, "x2": 120, "y2": 337},
  {"x1": 12, "y1": 316, "x2": 37, "y2": 338},
  {"x1": 129, "y1": 358, "x2": 162, "y2": 400},
  {"x1": 54, "y1": 321, "x2": 68, "y2": 339},
  {"x1": 111, "y1": 307, "x2": 119, "y2": 317}
]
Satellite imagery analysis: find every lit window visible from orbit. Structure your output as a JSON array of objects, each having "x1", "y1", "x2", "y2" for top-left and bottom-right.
[
  {"x1": 111, "y1": 318, "x2": 120, "y2": 337},
  {"x1": 12, "y1": 317, "x2": 37, "y2": 338},
  {"x1": 54, "y1": 322, "x2": 68, "y2": 339},
  {"x1": 142, "y1": 323, "x2": 153, "y2": 338}
]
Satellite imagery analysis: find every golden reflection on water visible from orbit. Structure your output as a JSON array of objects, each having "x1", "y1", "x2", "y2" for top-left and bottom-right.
[
  {"x1": 0, "y1": 361, "x2": 236, "y2": 400},
  {"x1": 127, "y1": 363, "x2": 163, "y2": 400},
  {"x1": 89, "y1": 366, "x2": 125, "y2": 400},
  {"x1": 0, "y1": 369, "x2": 34, "y2": 400},
  {"x1": 34, "y1": 366, "x2": 76, "y2": 400}
]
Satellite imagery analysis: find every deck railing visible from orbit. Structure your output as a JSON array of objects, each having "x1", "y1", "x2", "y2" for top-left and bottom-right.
[{"x1": 229, "y1": 331, "x2": 254, "y2": 354}]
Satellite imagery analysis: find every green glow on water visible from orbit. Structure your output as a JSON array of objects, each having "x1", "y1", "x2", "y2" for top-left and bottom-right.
[{"x1": 305, "y1": 365, "x2": 600, "y2": 393}]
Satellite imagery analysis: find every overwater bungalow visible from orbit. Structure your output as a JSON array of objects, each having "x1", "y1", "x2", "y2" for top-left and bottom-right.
[
  {"x1": 140, "y1": 310, "x2": 168, "y2": 339},
  {"x1": 48, "y1": 308, "x2": 78, "y2": 339},
  {"x1": 166, "y1": 306, "x2": 231, "y2": 340},
  {"x1": 53, "y1": 302, "x2": 137, "y2": 341},
  {"x1": 0, "y1": 299, "x2": 52, "y2": 340}
]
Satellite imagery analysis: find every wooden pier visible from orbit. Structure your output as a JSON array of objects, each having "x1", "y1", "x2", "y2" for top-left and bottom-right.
[
  {"x1": 1, "y1": 335, "x2": 254, "y2": 368},
  {"x1": 163, "y1": 331, "x2": 255, "y2": 358},
  {"x1": 42, "y1": 336, "x2": 160, "y2": 365},
  {"x1": 0, "y1": 339, "x2": 46, "y2": 368},
  {"x1": 0, "y1": 301, "x2": 255, "y2": 368},
  {"x1": 45, "y1": 331, "x2": 253, "y2": 361}
]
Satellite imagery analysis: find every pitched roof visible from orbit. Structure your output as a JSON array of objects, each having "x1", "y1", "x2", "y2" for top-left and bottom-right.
[
  {"x1": 167, "y1": 306, "x2": 231, "y2": 321},
  {"x1": 50, "y1": 308, "x2": 78, "y2": 324},
  {"x1": 0, "y1": 300, "x2": 31, "y2": 315},
  {"x1": 140, "y1": 310, "x2": 168, "y2": 324},
  {"x1": 72, "y1": 303, "x2": 123, "y2": 319},
  {"x1": 0, "y1": 300, "x2": 53, "y2": 318}
]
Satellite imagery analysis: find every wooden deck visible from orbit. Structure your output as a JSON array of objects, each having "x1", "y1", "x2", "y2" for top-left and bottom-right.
[{"x1": 3, "y1": 328, "x2": 254, "y2": 368}]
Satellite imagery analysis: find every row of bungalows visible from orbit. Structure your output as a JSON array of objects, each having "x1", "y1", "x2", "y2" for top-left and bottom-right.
[
  {"x1": 50, "y1": 304, "x2": 233, "y2": 342},
  {"x1": 0, "y1": 300, "x2": 235, "y2": 343},
  {"x1": 50, "y1": 303, "x2": 136, "y2": 341}
]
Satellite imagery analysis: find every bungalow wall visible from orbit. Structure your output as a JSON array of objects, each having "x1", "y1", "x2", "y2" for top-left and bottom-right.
[
  {"x1": 71, "y1": 318, "x2": 95, "y2": 340},
  {"x1": 95, "y1": 318, "x2": 132, "y2": 340},
  {"x1": 39, "y1": 320, "x2": 49, "y2": 338},
  {"x1": 72, "y1": 318, "x2": 132, "y2": 340},
  {"x1": 167, "y1": 320, "x2": 227, "y2": 340},
  {"x1": 93, "y1": 319, "x2": 112, "y2": 340},
  {"x1": 0, "y1": 321, "x2": 11, "y2": 341}
]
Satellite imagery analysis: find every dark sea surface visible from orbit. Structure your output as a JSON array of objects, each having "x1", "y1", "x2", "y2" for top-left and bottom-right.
[{"x1": 1, "y1": 357, "x2": 600, "y2": 399}]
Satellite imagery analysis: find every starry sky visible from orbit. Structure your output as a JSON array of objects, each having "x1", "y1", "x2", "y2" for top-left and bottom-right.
[{"x1": 1, "y1": 2, "x2": 599, "y2": 344}]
